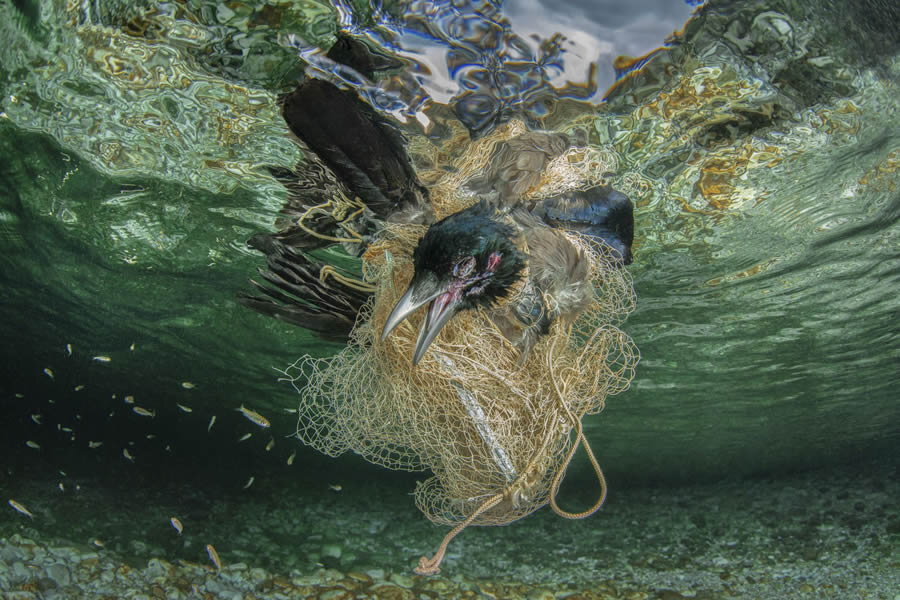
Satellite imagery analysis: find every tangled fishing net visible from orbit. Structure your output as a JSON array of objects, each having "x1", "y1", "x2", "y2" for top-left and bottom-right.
[{"x1": 279, "y1": 121, "x2": 639, "y2": 574}]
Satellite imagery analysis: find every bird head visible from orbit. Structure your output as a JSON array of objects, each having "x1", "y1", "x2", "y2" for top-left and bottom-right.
[{"x1": 381, "y1": 203, "x2": 526, "y2": 364}]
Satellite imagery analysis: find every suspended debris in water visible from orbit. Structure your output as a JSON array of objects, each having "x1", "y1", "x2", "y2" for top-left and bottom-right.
[
  {"x1": 237, "y1": 405, "x2": 270, "y2": 428},
  {"x1": 243, "y1": 476, "x2": 255, "y2": 489},
  {"x1": 25, "y1": 440, "x2": 40, "y2": 450},
  {"x1": 169, "y1": 517, "x2": 183, "y2": 535},
  {"x1": 8, "y1": 499, "x2": 34, "y2": 518},
  {"x1": 129, "y1": 342, "x2": 135, "y2": 351},
  {"x1": 176, "y1": 403, "x2": 192, "y2": 413},
  {"x1": 206, "y1": 544, "x2": 222, "y2": 572},
  {"x1": 132, "y1": 406, "x2": 155, "y2": 418},
  {"x1": 15, "y1": 393, "x2": 24, "y2": 398},
  {"x1": 122, "y1": 448, "x2": 135, "y2": 462},
  {"x1": 92, "y1": 355, "x2": 112, "y2": 363},
  {"x1": 88, "y1": 441, "x2": 103, "y2": 449},
  {"x1": 74, "y1": 385, "x2": 85, "y2": 391},
  {"x1": 30, "y1": 414, "x2": 42, "y2": 425},
  {"x1": 181, "y1": 382, "x2": 196, "y2": 389},
  {"x1": 43, "y1": 367, "x2": 54, "y2": 379},
  {"x1": 287, "y1": 451, "x2": 296, "y2": 466},
  {"x1": 146, "y1": 434, "x2": 156, "y2": 440},
  {"x1": 238, "y1": 432, "x2": 252, "y2": 442},
  {"x1": 207, "y1": 415, "x2": 216, "y2": 432}
]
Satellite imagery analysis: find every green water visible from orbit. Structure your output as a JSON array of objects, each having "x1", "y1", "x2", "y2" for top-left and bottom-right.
[{"x1": 1, "y1": 0, "x2": 899, "y2": 595}]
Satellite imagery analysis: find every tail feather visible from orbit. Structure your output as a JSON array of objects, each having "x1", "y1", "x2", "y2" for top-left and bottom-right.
[{"x1": 237, "y1": 240, "x2": 371, "y2": 341}]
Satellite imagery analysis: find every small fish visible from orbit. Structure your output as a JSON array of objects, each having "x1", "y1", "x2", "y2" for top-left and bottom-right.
[
  {"x1": 243, "y1": 476, "x2": 255, "y2": 489},
  {"x1": 283, "y1": 407, "x2": 298, "y2": 414},
  {"x1": 207, "y1": 415, "x2": 216, "y2": 432},
  {"x1": 287, "y1": 451, "x2": 296, "y2": 466},
  {"x1": 124, "y1": 395, "x2": 135, "y2": 405},
  {"x1": 328, "y1": 484, "x2": 343, "y2": 492},
  {"x1": 237, "y1": 405, "x2": 270, "y2": 428},
  {"x1": 88, "y1": 441, "x2": 103, "y2": 449},
  {"x1": 181, "y1": 382, "x2": 195, "y2": 389},
  {"x1": 60, "y1": 426, "x2": 73, "y2": 433},
  {"x1": 58, "y1": 482, "x2": 65, "y2": 492},
  {"x1": 74, "y1": 385, "x2": 85, "y2": 391},
  {"x1": 15, "y1": 393, "x2": 24, "y2": 398},
  {"x1": 8, "y1": 499, "x2": 34, "y2": 518},
  {"x1": 176, "y1": 403, "x2": 192, "y2": 413},
  {"x1": 111, "y1": 394, "x2": 117, "y2": 399},
  {"x1": 66, "y1": 343, "x2": 72, "y2": 356},
  {"x1": 238, "y1": 432, "x2": 252, "y2": 442},
  {"x1": 265, "y1": 438, "x2": 275, "y2": 452},
  {"x1": 25, "y1": 440, "x2": 40, "y2": 450},
  {"x1": 122, "y1": 448, "x2": 135, "y2": 462},
  {"x1": 92, "y1": 355, "x2": 112, "y2": 363},
  {"x1": 92, "y1": 539, "x2": 105, "y2": 548},
  {"x1": 30, "y1": 414, "x2": 42, "y2": 425},
  {"x1": 169, "y1": 517, "x2": 183, "y2": 535},
  {"x1": 43, "y1": 367, "x2": 54, "y2": 379},
  {"x1": 132, "y1": 406, "x2": 155, "y2": 417},
  {"x1": 129, "y1": 342, "x2": 135, "y2": 351},
  {"x1": 146, "y1": 434, "x2": 156, "y2": 440},
  {"x1": 206, "y1": 544, "x2": 222, "y2": 573}
]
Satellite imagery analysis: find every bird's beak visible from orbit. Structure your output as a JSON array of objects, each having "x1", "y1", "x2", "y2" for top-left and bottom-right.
[{"x1": 381, "y1": 273, "x2": 461, "y2": 365}]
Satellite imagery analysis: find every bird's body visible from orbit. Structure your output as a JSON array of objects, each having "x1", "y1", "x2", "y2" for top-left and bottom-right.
[{"x1": 239, "y1": 35, "x2": 634, "y2": 365}]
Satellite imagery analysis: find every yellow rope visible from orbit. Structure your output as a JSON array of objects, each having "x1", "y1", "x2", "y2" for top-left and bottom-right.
[
  {"x1": 415, "y1": 493, "x2": 504, "y2": 575},
  {"x1": 318, "y1": 265, "x2": 376, "y2": 293},
  {"x1": 546, "y1": 334, "x2": 608, "y2": 520}
]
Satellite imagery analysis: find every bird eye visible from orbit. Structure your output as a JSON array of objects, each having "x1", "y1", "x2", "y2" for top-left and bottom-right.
[{"x1": 453, "y1": 256, "x2": 476, "y2": 278}]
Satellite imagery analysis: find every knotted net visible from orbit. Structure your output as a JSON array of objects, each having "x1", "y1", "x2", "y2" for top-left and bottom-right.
[{"x1": 278, "y1": 121, "x2": 639, "y2": 574}]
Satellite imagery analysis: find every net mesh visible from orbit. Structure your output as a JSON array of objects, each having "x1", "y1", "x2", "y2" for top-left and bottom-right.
[{"x1": 278, "y1": 121, "x2": 639, "y2": 574}]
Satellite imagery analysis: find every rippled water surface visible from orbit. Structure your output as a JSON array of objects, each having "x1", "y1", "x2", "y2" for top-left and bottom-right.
[{"x1": 1, "y1": 0, "x2": 898, "y2": 491}]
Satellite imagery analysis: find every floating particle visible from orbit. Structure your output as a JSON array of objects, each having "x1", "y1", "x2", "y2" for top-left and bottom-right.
[
  {"x1": 176, "y1": 403, "x2": 192, "y2": 413},
  {"x1": 206, "y1": 544, "x2": 222, "y2": 573},
  {"x1": 207, "y1": 415, "x2": 216, "y2": 432},
  {"x1": 88, "y1": 441, "x2": 103, "y2": 449},
  {"x1": 74, "y1": 385, "x2": 85, "y2": 391},
  {"x1": 43, "y1": 367, "x2": 54, "y2": 379},
  {"x1": 129, "y1": 342, "x2": 135, "y2": 351},
  {"x1": 25, "y1": 440, "x2": 40, "y2": 450},
  {"x1": 60, "y1": 426, "x2": 73, "y2": 433},
  {"x1": 265, "y1": 438, "x2": 275, "y2": 452},
  {"x1": 66, "y1": 343, "x2": 72, "y2": 356},
  {"x1": 132, "y1": 406, "x2": 155, "y2": 417},
  {"x1": 111, "y1": 394, "x2": 117, "y2": 399},
  {"x1": 30, "y1": 414, "x2": 42, "y2": 425},
  {"x1": 169, "y1": 516, "x2": 183, "y2": 535},
  {"x1": 15, "y1": 393, "x2": 24, "y2": 398},
  {"x1": 287, "y1": 451, "x2": 296, "y2": 466},
  {"x1": 237, "y1": 405, "x2": 270, "y2": 428},
  {"x1": 181, "y1": 382, "x2": 195, "y2": 389},
  {"x1": 328, "y1": 484, "x2": 343, "y2": 492},
  {"x1": 238, "y1": 432, "x2": 252, "y2": 442},
  {"x1": 243, "y1": 476, "x2": 255, "y2": 489},
  {"x1": 8, "y1": 499, "x2": 34, "y2": 518},
  {"x1": 92, "y1": 355, "x2": 111, "y2": 363},
  {"x1": 146, "y1": 434, "x2": 156, "y2": 440},
  {"x1": 124, "y1": 395, "x2": 135, "y2": 404},
  {"x1": 58, "y1": 482, "x2": 65, "y2": 492},
  {"x1": 122, "y1": 448, "x2": 135, "y2": 462}
]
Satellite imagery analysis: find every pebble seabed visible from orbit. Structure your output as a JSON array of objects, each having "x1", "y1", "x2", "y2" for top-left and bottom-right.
[{"x1": 2, "y1": 459, "x2": 899, "y2": 600}]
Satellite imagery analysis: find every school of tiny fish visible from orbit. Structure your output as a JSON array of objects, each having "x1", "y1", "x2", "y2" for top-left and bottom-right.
[{"x1": 9, "y1": 340, "x2": 305, "y2": 571}]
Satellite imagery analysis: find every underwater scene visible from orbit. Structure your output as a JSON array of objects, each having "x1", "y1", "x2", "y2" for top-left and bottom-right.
[{"x1": 1, "y1": 0, "x2": 898, "y2": 598}]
